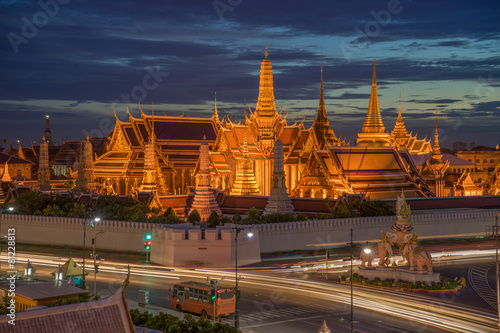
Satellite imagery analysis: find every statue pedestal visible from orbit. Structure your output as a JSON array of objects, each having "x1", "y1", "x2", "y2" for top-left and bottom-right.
[{"x1": 358, "y1": 266, "x2": 440, "y2": 284}]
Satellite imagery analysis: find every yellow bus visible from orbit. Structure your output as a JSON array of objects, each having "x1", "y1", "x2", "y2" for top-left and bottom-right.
[{"x1": 170, "y1": 281, "x2": 236, "y2": 318}]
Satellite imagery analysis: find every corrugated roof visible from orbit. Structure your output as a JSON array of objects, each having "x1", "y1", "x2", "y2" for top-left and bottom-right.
[{"x1": 2, "y1": 281, "x2": 87, "y2": 301}]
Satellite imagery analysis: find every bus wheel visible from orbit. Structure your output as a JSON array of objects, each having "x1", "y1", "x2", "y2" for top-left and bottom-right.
[
  {"x1": 176, "y1": 304, "x2": 182, "y2": 312},
  {"x1": 201, "y1": 310, "x2": 207, "y2": 318}
]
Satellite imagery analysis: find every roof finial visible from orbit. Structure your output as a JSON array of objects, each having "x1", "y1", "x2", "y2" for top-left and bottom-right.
[
  {"x1": 265, "y1": 46, "x2": 268, "y2": 58},
  {"x1": 151, "y1": 101, "x2": 155, "y2": 143}
]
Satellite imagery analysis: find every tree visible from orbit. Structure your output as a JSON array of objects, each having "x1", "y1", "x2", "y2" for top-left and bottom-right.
[
  {"x1": 296, "y1": 212, "x2": 309, "y2": 221},
  {"x1": 42, "y1": 204, "x2": 66, "y2": 217},
  {"x1": 207, "y1": 211, "x2": 220, "y2": 228},
  {"x1": 232, "y1": 213, "x2": 242, "y2": 224},
  {"x1": 187, "y1": 209, "x2": 201, "y2": 223},
  {"x1": 13, "y1": 191, "x2": 49, "y2": 215},
  {"x1": 93, "y1": 195, "x2": 150, "y2": 222},
  {"x1": 243, "y1": 207, "x2": 261, "y2": 224}
]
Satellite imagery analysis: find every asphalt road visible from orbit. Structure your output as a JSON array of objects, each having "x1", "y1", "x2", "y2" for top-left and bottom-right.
[{"x1": 4, "y1": 251, "x2": 497, "y2": 333}]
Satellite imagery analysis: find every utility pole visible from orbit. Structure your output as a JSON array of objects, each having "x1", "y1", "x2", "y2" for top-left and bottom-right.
[
  {"x1": 350, "y1": 228, "x2": 354, "y2": 333},
  {"x1": 496, "y1": 213, "x2": 499, "y2": 333},
  {"x1": 92, "y1": 231, "x2": 104, "y2": 296},
  {"x1": 325, "y1": 250, "x2": 329, "y2": 280},
  {"x1": 207, "y1": 275, "x2": 226, "y2": 324},
  {"x1": 487, "y1": 212, "x2": 499, "y2": 333}
]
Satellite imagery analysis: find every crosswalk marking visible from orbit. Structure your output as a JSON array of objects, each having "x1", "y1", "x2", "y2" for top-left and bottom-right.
[{"x1": 468, "y1": 263, "x2": 497, "y2": 310}]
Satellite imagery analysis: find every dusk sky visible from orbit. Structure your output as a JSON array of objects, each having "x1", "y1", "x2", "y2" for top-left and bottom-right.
[{"x1": 1, "y1": 0, "x2": 499, "y2": 149}]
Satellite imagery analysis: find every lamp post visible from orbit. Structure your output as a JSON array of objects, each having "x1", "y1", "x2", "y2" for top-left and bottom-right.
[
  {"x1": 92, "y1": 231, "x2": 104, "y2": 296},
  {"x1": 234, "y1": 226, "x2": 253, "y2": 330},
  {"x1": 82, "y1": 216, "x2": 100, "y2": 290},
  {"x1": 0, "y1": 207, "x2": 14, "y2": 279}
]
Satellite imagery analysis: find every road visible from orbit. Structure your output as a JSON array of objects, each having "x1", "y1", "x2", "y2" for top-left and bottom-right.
[{"x1": 2, "y1": 251, "x2": 498, "y2": 333}]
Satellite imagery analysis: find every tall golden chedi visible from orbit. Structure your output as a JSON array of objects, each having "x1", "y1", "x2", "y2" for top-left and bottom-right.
[
  {"x1": 188, "y1": 136, "x2": 222, "y2": 220},
  {"x1": 357, "y1": 59, "x2": 391, "y2": 147},
  {"x1": 230, "y1": 118, "x2": 260, "y2": 196},
  {"x1": 264, "y1": 139, "x2": 296, "y2": 215},
  {"x1": 313, "y1": 52, "x2": 345, "y2": 149},
  {"x1": 248, "y1": 47, "x2": 285, "y2": 157}
]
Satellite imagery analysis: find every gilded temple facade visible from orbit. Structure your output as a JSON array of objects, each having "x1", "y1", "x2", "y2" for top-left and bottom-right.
[{"x1": 78, "y1": 52, "x2": 436, "y2": 199}]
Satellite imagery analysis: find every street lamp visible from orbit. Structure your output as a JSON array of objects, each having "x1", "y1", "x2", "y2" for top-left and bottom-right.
[
  {"x1": 82, "y1": 216, "x2": 100, "y2": 290},
  {"x1": 0, "y1": 206, "x2": 14, "y2": 279},
  {"x1": 234, "y1": 225, "x2": 253, "y2": 330},
  {"x1": 92, "y1": 231, "x2": 105, "y2": 296}
]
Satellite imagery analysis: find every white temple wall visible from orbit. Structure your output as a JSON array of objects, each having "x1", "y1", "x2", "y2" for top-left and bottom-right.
[{"x1": 1, "y1": 209, "x2": 498, "y2": 263}]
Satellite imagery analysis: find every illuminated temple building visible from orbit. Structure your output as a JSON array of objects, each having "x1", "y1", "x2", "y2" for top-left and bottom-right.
[{"x1": 84, "y1": 51, "x2": 436, "y2": 200}]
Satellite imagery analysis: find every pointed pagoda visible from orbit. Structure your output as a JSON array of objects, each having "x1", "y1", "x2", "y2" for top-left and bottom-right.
[
  {"x1": 74, "y1": 137, "x2": 94, "y2": 194},
  {"x1": 420, "y1": 110, "x2": 450, "y2": 196},
  {"x1": 140, "y1": 106, "x2": 157, "y2": 193},
  {"x1": 230, "y1": 115, "x2": 260, "y2": 196},
  {"x1": 249, "y1": 47, "x2": 285, "y2": 157},
  {"x1": 313, "y1": 52, "x2": 345, "y2": 149},
  {"x1": 357, "y1": 59, "x2": 391, "y2": 147},
  {"x1": 390, "y1": 94, "x2": 432, "y2": 154},
  {"x1": 212, "y1": 92, "x2": 220, "y2": 124},
  {"x1": 189, "y1": 136, "x2": 222, "y2": 220},
  {"x1": 44, "y1": 115, "x2": 54, "y2": 145},
  {"x1": 38, "y1": 136, "x2": 51, "y2": 190},
  {"x1": 390, "y1": 94, "x2": 410, "y2": 150},
  {"x1": 264, "y1": 139, "x2": 296, "y2": 215}
]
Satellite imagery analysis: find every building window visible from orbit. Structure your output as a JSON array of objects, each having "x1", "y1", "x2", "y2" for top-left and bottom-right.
[{"x1": 17, "y1": 169, "x2": 22, "y2": 177}]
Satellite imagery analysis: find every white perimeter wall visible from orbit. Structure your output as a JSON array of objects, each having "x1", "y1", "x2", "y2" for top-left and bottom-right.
[{"x1": 2, "y1": 209, "x2": 498, "y2": 264}]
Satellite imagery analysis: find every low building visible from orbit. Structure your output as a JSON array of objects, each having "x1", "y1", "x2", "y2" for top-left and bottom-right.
[{"x1": 0, "y1": 281, "x2": 88, "y2": 312}]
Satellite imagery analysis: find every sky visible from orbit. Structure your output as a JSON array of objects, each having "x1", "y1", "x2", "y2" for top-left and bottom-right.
[{"x1": 0, "y1": 0, "x2": 499, "y2": 150}]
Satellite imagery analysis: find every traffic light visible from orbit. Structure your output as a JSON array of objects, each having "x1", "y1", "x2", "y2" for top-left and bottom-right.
[
  {"x1": 144, "y1": 234, "x2": 152, "y2": 251},
  {"x1": 95, "y1": 264, "x2": 99, "y2": 274},
  {"x1": 236, "y1": 289, "x2": 240, "y2": 300},
  {"x1": 211, "y1": 290, "x2": 216, "y2": 302}
]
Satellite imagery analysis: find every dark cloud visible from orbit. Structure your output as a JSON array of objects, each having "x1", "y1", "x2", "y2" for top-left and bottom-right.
[{"x1": 0, "y1": 0, "x2": 499, "y2": 146}]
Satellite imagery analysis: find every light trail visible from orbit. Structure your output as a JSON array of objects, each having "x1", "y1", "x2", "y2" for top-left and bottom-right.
[{"x1": 2, "y1": 250, "x2": 497, "y2": 332}]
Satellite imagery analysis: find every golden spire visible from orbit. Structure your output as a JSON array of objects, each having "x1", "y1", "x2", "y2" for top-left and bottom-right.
[
  {"x1": 151, "y1": 101, "x2": 155, "y2": 144},
  {"x1": 255, "y1": 47, "x2": 276, "y2": 116},
  {"x1": 212, "y1": 92, "x2": 220, "y2": 123},
  {"x1": 430, "y1": 109, "x2": 443, "y2": 163},
  {"x1": 317, "y1": 51, "x2": 327, "y2": 120},
  {"x1": 362, "y1": 59, "x2": 385, "y2": 133},
  {"x1": 391, "y1": 91, "x2": 409, "y2": 147}
]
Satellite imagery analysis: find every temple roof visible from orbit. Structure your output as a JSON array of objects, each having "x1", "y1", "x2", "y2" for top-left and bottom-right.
[
  {"x1": 410, "y1": 153, "x2": 474, "y2": 167},
  {"x1": 310, "y1": 146, "x2": 432, "y2": 199},
  {"x1": 0, "y1": 152, "x2": 35, "y2": 165},
  {"x1": 0, "y1": 287, "x2": 135, "y2": 333},
  {"x1": 4, "y1": 281, "x2": 87, "y2": 301}
]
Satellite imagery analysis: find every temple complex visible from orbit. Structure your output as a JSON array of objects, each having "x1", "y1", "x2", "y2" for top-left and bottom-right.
[{"x1": 2, "y1": 50, "x2": 496, "y2": 207}]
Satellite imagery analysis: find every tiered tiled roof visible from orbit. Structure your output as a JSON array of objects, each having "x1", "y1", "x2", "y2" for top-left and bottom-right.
[{"x1": 0, "y1": 287, "x2": 135, "y2": 333}]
